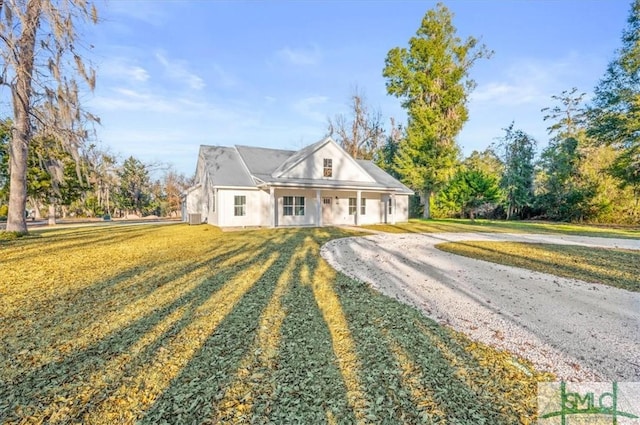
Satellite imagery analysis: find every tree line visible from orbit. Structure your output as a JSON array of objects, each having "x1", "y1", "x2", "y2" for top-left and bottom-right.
[
  {"x1": 0, "y1": 123, "x2": 192, "y2": 222},
  {"x1": 329, "y1": 1, "x2": 639, "y2": 224},
  {"x1": 1, "y1": 1, "x2": 638, "y2": 232}
]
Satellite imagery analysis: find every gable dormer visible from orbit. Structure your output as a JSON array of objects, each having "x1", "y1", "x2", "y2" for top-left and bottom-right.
[{"x1": 273, "y1": 137, "x2": 375, "y2": 183}]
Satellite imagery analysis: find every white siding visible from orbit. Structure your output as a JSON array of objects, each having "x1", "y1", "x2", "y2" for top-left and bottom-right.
[
  {"x1": 217, "y1": 189, "x2": 270, "y2": 227},
  {"x1": 395, "y1": 195, "x2": 409, "y2": 222},
  {"x1": 380, "y1": 194, "x2": 410, "y2": 224},
  {"x1": 185, "y1": 188, "x2": 203, "y2": 221},
  {"x1": 282, "y1": 142, "x2": 375, "y2": 182}
]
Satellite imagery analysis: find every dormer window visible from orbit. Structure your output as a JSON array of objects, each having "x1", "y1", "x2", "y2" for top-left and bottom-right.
[{"x1": 323, "y1": 158, "x2": 333, "y2": 177}]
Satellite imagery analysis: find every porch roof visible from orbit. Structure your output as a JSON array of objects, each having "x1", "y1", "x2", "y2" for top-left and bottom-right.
[{"x1": 254, "y1": 175, "x2": 414, "y2": 194}]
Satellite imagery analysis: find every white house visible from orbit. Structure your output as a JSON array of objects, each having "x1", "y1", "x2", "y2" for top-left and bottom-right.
[{"x1": 182, "y1": 137, "x2": 414, "y2": 228}]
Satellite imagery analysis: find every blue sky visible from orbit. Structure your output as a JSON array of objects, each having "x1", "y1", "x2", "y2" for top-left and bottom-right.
[{"x1": 85, "y1": 0, "x2": 631, "y2": 176}]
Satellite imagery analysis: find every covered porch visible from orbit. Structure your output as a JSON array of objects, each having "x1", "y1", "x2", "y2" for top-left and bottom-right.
[{"x1": 264, "y1": 186, "x2": 402, "y2": 228}]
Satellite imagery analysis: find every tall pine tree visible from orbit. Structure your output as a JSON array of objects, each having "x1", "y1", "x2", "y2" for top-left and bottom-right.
[{"x1": 383, "y1": 3, "x2": 491, "y2": 218}]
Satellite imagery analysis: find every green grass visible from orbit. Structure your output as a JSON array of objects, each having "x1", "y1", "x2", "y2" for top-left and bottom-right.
[
  {"x1": 364, "y1": 218, "x2": 640, "y2": 239},
  {"x1": 437, "y1": 241, "x2": 640, "y2": 292},
  {"x1": 0, "y1": 223, "x2": 553, "y2": 424}
]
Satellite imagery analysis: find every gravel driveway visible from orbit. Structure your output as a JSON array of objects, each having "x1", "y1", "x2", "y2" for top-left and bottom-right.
[{"x1": 321, "y1": 232, "x2": 640, "y2": 381}]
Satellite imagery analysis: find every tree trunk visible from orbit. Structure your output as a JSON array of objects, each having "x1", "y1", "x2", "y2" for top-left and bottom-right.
[
  {"x1": 422, "y1": 189, "x2": 432, "y2": 219},
  {"x1": 48, "y1": 201, "x2": 56, "y2": 226},
  {"x1": 28, "y1": 196, "x2": 42, "y2": 219},
  {"x1": 5, "y1": 0, "x2": 41, "y2": 233},
  {"x1": 6, "y1": 137, "x2": 28, "y2": 232}
]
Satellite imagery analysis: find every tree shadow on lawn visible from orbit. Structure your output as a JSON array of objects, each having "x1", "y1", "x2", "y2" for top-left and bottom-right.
[
  {"x1": 0, "y1": 228, "x2": 301, "y2": 423},
  {"x1": 1, "y1": 227, "x2": 551, "y2": 423},
  {"x1": 140, "y1": 234, "x2": 351, "y2": 424},
  {"x1": 1, "y1": 234, "x2": 260, "y2": 363},
  {"x1": 144, "y1": 229, "x2": 549, "y2": 424},
  {"x1": 332, "y1": 270, "x2": 549, "y2": 424},
  {"x1": 364, "y1": 219, "x2": 507, "y2": 235},
  {"x1": 0, "y1": 225, "x2": 159, "y2": 261}
]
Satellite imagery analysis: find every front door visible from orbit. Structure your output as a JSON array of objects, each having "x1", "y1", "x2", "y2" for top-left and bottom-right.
[{"x1": 322, "y1": 197, "x2": 333, "y2": 224}]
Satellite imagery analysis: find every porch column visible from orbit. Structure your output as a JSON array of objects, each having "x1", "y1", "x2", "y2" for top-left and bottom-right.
[
  {"x1": 391, "y1": 193, "x2": 396, "y2": 225},
  {"x1": 270, "y1": 187, "x2": 276, "y2": 228},
  {"x1": 356, "y1": 190, "x2": 361, "y2": 226},
  {"x1": 316, "y1": 189, "x2": 322, "y2": 227}
]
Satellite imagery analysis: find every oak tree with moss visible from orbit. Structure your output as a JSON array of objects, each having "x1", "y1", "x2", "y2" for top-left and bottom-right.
[{"x1": 0, "y1": 0, "x2": 98, "y2": 233}]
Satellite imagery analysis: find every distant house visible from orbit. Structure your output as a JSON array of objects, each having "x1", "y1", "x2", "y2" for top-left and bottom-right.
[{"x1": 182, "y1": 137, "x2": 413, "y2": 228}]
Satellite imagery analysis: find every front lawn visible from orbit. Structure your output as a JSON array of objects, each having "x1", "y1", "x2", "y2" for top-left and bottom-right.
[
  {"x1": 1, "y1": 224, "x2": 552, "y2": 424},
  {"x1": 436, "y1": 242, "x2": 640, "y2": 292},
  {"x1": 364, "y1": 218, "x2": 640, "y2": 239}
]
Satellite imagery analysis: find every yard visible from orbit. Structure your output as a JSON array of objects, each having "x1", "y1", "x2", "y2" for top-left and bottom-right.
[{"x1": 0, "y1": 223, "x2": 553, "y2": 424}]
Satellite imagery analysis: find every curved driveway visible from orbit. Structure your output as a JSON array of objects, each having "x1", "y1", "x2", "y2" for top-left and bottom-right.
[{"x1": 321, "y1": 232, "x2": 640, "y2": 381}]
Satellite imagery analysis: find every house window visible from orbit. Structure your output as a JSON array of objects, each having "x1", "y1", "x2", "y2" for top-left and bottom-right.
[
  {"x1": 283, "y1": 196, "x2": 305, "y2": 216},
  {"x1": 323, "y1": 158, "x2": 333, "y2": 177},
  {"x1": 388, "y1": 198, "x2": 393, "y2": 214},
  {"x1": 349, "y1": 198, "x2": 357, "y2": 215},
  {"x1": 212, "y1": 192, "x2": 216, "y2": 213},
  {"x1": 361, "y1": 197, "x2": 366, "y2": 215},
  {"x1": 234, "y1": 195, "x2": 246, "y2": 216}
]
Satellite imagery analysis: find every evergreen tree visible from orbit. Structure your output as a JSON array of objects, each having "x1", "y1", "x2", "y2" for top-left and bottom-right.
[
  {"x1": 25, "y1": 136, "x2": 88, "y2": 223},
  {"x1": 464, "y1": 147, "x2": 504, "y2": 178},
  {"x1": 589, "y1": 0, "x2": 640, "y2": 215},
  {"x1": 115, "y1": 157, "x2": 152, "y2": 216},
  {"x1": 538, "y1": 89, "x2": 594, "y2": 221},
  {"x1": 383, "y1": 3, "x2": 491, "y2": 218},
  {"x1": 438, "y1": 169, "x2": 501, "y2": 219},
  {"x1": 499, "y1": 124, "x2": 536, "y2": 220}
]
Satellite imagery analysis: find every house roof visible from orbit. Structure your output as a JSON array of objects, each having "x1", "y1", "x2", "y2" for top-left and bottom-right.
[
  {"x1": 356, "y1": 160, "x2": 413, "y2": 193},
  {"x1": 197, "y1": 138, "x2": 414, "y2": 194},
  {"x1": 235, "y1": 145, "x2": 294, "y2": 176},
  {"x1": 198, "y1": 146, "x2": 255, "y2": 187}
]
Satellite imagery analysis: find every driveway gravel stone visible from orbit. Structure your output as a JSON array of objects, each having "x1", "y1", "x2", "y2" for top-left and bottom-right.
[{"x1": 321, "y1": 232, "x2": 640, "y2": 381}]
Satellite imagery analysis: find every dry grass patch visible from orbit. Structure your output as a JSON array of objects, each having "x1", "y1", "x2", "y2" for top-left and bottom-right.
[
  {"x1": 364, "y1": 218, "x2": 640, "y2": 239},
  {"x1": 1, "y1": 223, "x2": 553, "y2": 424},
  {"x1": 437, "y1": 241, "x2": 640, "y2": 292}
]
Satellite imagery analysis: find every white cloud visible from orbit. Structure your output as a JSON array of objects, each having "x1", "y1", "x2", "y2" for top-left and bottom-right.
[
  {"x1": 99, "y1": 58, "x2": 150, "y2": 83},
  {"x1": 292, "y1": 96, "x2": 329, "y2": 122},
  {"x1": 128, "y1": 67, "x2": 150, "y2": 82},
  {"x1": 277, "y1": 46, "x2": 321, "y2": 66},
  {"x1": 472, "y1": 81, "x2": 543, "y2": 106},
  {"x1": 155, "y1": 51, "x2": 205, "y2": 90},
  {"x1": 471, "y1": 54, "x2": 594, "y2": 107},
  {"x1": 90, "y1": 88, "x2": 177, "y2": 113}
]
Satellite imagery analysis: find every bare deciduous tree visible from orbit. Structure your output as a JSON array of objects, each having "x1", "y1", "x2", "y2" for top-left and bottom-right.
[
  {"x1": 0, "y1": 0, "x2": 98, "y2": 232},
  {"x1": 327, "y1": 88, "x2": 385, "y2": 160}
]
